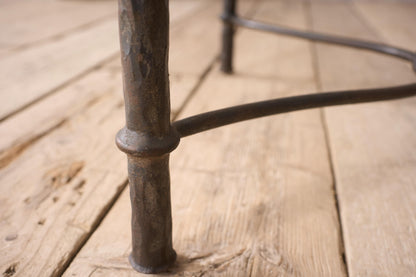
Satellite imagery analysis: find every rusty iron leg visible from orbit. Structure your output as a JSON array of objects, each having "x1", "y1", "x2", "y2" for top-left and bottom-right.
[
  {"x1": 221, "y1": 0, "x2": 237, "y2": 73},
  {"x1": 113, "y1": 0, "x2": 416, "y2": 274},
  {"x1": 116, "y1": 0, "x2": 179, "y2": 273}
]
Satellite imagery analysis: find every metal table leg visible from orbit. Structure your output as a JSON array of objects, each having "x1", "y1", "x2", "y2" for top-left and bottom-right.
[
  {"x1": 221, "y1": 0, "x2": 236, "y2": 73},
  {"x1": 115, "y1": 0, "x2": 179, "y2": 273},
  {"x1": 115, "y1": 0, "x2": 415, "y2": 274}
]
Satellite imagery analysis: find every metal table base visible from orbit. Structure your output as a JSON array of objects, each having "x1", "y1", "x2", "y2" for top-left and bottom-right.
[{"x1": 115, "y1": 0, "x2": 416, "y2": 273}]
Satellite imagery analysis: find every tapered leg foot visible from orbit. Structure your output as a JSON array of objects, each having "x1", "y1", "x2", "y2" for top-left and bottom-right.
[{"x1": 129, "y1": 250, "x2": 176, "y2": 274}]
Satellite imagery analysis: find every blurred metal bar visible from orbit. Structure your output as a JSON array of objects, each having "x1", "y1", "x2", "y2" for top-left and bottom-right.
[
  {"x1": 223, "y1": 15, "x2": 416, "y2": 71},
  {"x1": 221, "y1": 0, "x2": 237, "y2": 73}
]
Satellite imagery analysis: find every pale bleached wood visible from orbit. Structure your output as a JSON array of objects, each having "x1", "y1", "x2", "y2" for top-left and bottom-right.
[
  {"x1": 0, "y1": 0, "x2": 117, "y2": 51},
  {"x1": 64, "y1": 1, "x2": 346, "y2": 276},
  {"x1": 309, "y1": 1, "x2": 416, "y2": 276},
  {"x1": 0, "y1": 0, "x2": 205, "y2": 122},
  {"x1": 0, "y1": 18, "x2": 119, "y2": 121},
  {"x1": 0, "y1": 0, "x2": 202, "y2": 52},
  {"x1": 0, "y1": 2, "x2": 228, "y2": 277},
  {"x1": 0, "y1": 86, "x2": 126, "y2": 277},
  {"x1": 0, "y1": 0, "x2": 208, "y2": 170},
  {"x1": 0, "y1": 69, "x2": 118, "y2": 169},
  {"x1": 353, "y1": 1, "x2": 416, "y2": 50}
]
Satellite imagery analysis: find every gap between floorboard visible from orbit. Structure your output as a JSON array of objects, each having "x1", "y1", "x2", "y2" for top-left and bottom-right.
[{"x1": 303, "y1": 0, "x2": 349, "y2": 275}]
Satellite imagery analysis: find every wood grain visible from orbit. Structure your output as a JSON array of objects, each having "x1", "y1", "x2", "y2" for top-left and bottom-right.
[
  {"x1": 0, "y1": 0, "x2": 116, "y2": 51},
  {"x1": 0, "y1": 18, "x2": 119, "y2": 121},
  {"x1": 309, "y1": 1, "x2": 416, "y2": 276},
  {"x1": 64, "y1": 1, "x2": 346, "y2": 276},
  {"x1": 0, "y1": 88, "x2": 127, "y2": 277},
  {"x1": 0, "y1": 0, "x2": 205, "y2": 122},
  {"x1": 0, "y1": 1, "x2": 210, "y2": 170},
  {"x1": 353, "y1": 1, "x2": 416, "y2": 50},
  {"x1": 0, "y1": 0, "x2": 203, "y2": 52}
]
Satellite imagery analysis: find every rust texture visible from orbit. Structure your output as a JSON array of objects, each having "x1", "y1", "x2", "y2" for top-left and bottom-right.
[
  {"x1": 116, "y1": 0, "x2": 178, "y2": 273},
  {"x1": 127, "y1": 156, "x2": 176, "y2": 273}
]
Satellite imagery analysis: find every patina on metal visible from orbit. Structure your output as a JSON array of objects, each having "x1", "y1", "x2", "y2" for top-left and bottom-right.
[
  {"x1": 116, "y1": 0, "x2": 416, "y2": 274},
  {"x1": 115, "y1": 0, "x2": 179, "y2": 273}
]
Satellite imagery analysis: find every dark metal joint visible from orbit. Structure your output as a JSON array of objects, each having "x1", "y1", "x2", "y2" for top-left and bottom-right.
[
  {"x1": 220, "y1": 14, "x2": 232, "y2": 23},
  {"x1": 116, "y1": 126, "x2": 180, "y2": 158}
]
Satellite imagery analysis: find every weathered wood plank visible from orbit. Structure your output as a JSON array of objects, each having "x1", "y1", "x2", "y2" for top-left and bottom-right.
[
  {"x1": 64, "y1": 1, "x2": 346, "y2": 276},
  {"x1": 353, "y1": 1, "x2": 416, "y2": 50},
  {"x1": 0, "y1": 1, "x2": 210, "y2": 170},
  {"x1": 0, "y1": 3, "x2": 226, "y2": 277},
  {"x1": 0, "y1": 89, "x2": 126, "y2": 277},
  {"x1": 0, "y1": 0, "x2": 117, "y2": 51},
  {"x1": 0, "y1": 18, "x2": 119, "y2": 121},
  {"x1": 0, "y1": 0, "x2": 205, "y2": 122},
  {"x1": 0, "y1": 0, "x2": 204, "y2": 52},
  {"x1": 0, "y1": 67, "x2": 117, "y2": 169},
  {"x1": 309, "y1": 1, "x2": 416, "y2": 276}
]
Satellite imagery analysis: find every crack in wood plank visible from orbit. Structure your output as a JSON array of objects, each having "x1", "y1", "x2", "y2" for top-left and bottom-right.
[{"x1": 0, "y1": 119, "x2": 67, "y2": 169}]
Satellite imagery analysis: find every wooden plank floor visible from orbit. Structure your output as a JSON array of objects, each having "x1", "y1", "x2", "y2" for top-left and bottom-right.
[{"x1": 0, "y1": 0, "x2": 415, "y2": 276}]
